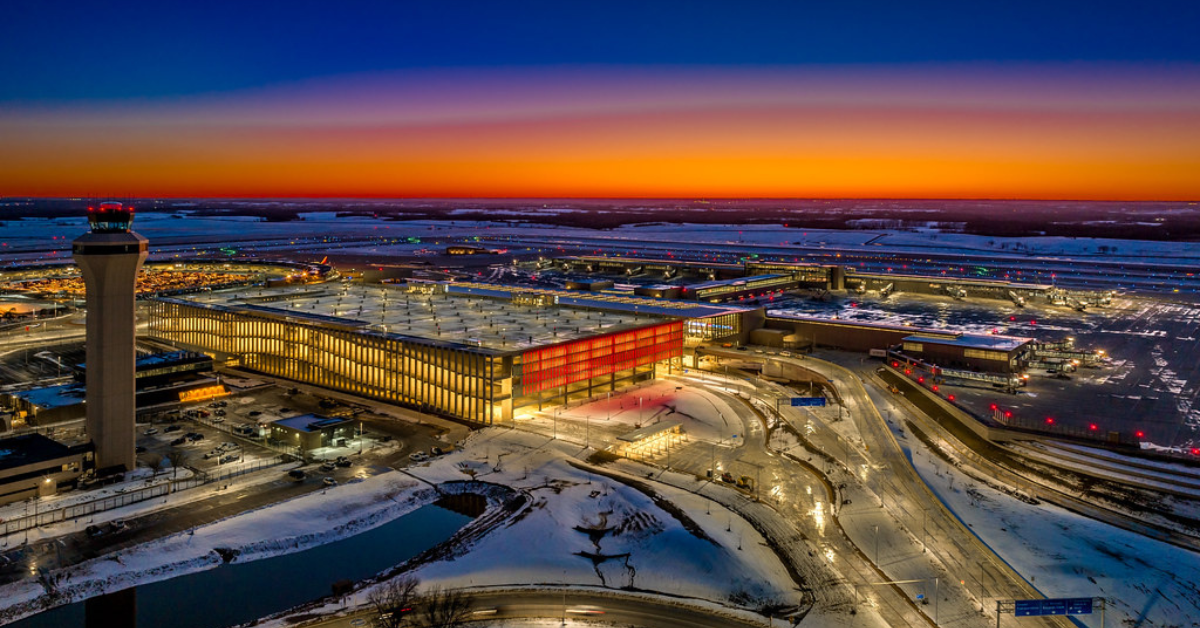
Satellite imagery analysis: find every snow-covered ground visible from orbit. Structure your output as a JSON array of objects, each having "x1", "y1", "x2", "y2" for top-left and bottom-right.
[
  {"x1": 5, "y1": 212, "x2": 1200, "y2": 267},
  {"x1": 405, "y1": 430, "x2": 797, "y2": 606},
  {"x1": 0, "y1": 472, "x2": 430, "y2": 624},
  {"x1": 892, "y1": 417, "x2": 1200, "y2": 627},
  {"x1": 1, "y1": 428, "x2": 815, "y2": 627}
]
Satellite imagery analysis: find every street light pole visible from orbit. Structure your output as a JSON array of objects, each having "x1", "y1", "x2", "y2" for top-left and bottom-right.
[{"x1": 922, "y1": 508, "x2": 928, "y2": 553}]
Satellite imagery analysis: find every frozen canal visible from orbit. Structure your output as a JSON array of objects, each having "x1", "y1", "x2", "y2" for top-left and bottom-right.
[{"x1": 7, "y1": 504, "x2": 470, "y2": 628}]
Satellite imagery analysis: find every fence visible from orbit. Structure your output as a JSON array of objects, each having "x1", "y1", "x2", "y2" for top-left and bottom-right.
[
  {"x1": 0, "y1": 454, "x2": 290, "y2": 538},
  {"x1": 0, "y1": 481, "x2": 170, "y2": 537}
]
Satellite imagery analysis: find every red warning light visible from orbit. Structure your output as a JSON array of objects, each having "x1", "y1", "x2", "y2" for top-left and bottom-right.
[
  {"x1": 917, "y1": 376, "x2": 925, "y2": 383},
  {"x1": 947, "y1": 394, "x2": 955, "y2": 401},
  {"x1": 1046, "y1": 418, "x2": 1054, "y2": 425},
  {"x1": 1089, "y1": 423, "x2": 1098, "y2": 431},
  {"x1": 1135, "y1": 431, "x2": 1145, "y2": 439},
  {"x1": 892, "y1": 361, "x2": 899, "y2": 368},
  {"x1": 931, "y1": 385, "x2": 939, "y2": 392},
  {"x1": 1004, "y1": 411, "x2": 1012, "y2": 418},
  {"x1": 990, "y1": 404, "x2": 998, "y2": 411}
]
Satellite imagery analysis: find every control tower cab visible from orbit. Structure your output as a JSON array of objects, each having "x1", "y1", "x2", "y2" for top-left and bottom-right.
[{"x1": 87, "y1": 201, "x2": 136, "y2": 233}]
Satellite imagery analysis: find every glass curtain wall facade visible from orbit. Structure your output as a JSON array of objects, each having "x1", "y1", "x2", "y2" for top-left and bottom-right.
[
  {"x1": 148, "y1": 299, "x2": 504, "y2": 424},
  {"x1": 513, "y1": 321, "x2": 683, "y2": 408}
]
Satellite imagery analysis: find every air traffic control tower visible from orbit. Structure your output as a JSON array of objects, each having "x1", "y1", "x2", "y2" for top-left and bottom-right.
[{"x1": 73, "y1": 202, "x2": 148, "y2": 472}]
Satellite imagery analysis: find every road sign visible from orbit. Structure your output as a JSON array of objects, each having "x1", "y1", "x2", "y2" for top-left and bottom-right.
[
  {"x1": 792, "y1": 397, "x2": 826, "y2": 407},
  {"x1": 1066, "y1": 598, "x2": 1094, "y2": 615},
  {"x1": 1014, "y1": 598, "x2": 1094, "y2": 617}
]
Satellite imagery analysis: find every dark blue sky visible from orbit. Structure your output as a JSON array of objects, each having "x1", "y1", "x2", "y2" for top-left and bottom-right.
[{"x1": 3, "y1": 0, "x2": 1199, "y2": 102}]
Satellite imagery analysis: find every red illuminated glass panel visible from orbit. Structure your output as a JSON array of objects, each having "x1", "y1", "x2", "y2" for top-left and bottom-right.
[{"x1": 519, "y1": 321, "x2": 683, "y2": 395}]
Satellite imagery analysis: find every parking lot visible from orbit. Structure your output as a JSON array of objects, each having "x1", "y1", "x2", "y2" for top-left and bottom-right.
[
  {"x1": 776, "y1": 291, "x2": 1200, "y2": 449},
  {"x1": 135, "y1": 377, "x2": 451, "y2": 481}
]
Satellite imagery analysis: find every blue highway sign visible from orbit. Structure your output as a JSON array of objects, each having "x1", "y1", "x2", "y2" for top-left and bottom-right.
[
  {"x1": 791, "y1": 397, "x2": 826, "y2": 407},
  {"x1": 1013, "y1": 598, "x2": 1094, "y2": 617}
]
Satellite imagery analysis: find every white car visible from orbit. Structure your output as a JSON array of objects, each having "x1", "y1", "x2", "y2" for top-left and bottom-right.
[{"x1": 409, "y1": 452, "x2": 428, "y2": 462}]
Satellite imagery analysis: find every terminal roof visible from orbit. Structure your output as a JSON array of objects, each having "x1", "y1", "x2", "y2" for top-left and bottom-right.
[
  {"x1": 272, "y1": 413, "x2": 351, "y2": 433},
  {"x1": 904, "y1": 333, "x2": 1032, "y2": 351},
  {"x1": 0, "y1": 434, "x2": 75, "y2": 472}
]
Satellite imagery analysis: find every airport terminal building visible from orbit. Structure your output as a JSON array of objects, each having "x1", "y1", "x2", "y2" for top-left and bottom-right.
[{"x1": 145, "y1": 282, "x2": 730, "y2": 424}]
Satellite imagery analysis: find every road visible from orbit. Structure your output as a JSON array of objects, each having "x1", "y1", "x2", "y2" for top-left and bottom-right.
[
  {"x1": 304, "y1": 588, "x2": 775, "y2": 628},
  {"x1": 777, "y1": 353, "x2": 1074, "y2": 627}
]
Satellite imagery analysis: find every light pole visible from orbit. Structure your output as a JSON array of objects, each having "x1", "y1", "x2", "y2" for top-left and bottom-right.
[
  {"x1": 873, "y1": 524, "x2": 879, "y2": 564},
  {"x1": 922, "y1": 508, "x2": 929, "y2": 553},
  {"x1": 358, "y1": 421, "x2": 363, "y2": 455}
]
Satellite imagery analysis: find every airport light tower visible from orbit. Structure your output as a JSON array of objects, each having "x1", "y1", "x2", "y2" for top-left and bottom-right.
[{"x1": 73, "y1": 202, "x2": 148, "y2": 472}]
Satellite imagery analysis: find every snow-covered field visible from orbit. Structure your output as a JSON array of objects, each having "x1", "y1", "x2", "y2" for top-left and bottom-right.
[
  {"x1": 5, "y1": 212, "x2": 1200, "y2": 268},
  {"x1": 894, "y1": 420, "x2": 1200, "y2": 628},
  {"x1": 404, "y1": 430, "x2": 797, "y2": 607},
  {"x1": 1, "y1": 428, "x2": 811, "y2": 627},
  {"x1": 0, "y1": 472, "x2": 431, "y2": 624}
]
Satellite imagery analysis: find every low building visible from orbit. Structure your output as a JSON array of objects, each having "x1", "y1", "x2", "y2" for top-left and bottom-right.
[
  {"x1": 614, "y1": 419, "x2": 685, "y2": 459},
  {"x1": 0, "y1": 434, "x2": 88, "y2": 505},
  {"x1": 269, "y1": 414, "x2": 355, "y2": 452},
  {"x1": 2, "y1": 384, "x2": 87, "y2": 426},
  {"x1": 899, "y1": 333, "x2": 1033, "y2": 373},
  {"x1": 445, "y1": 245, "x2": 494, "y2": 255}
]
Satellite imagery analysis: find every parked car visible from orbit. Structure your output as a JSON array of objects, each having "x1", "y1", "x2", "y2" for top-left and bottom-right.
[
  {"x1": 409, "y1": 452, "x2": 428, "y2": 462},
  {"x1": 170, "y1": 437, "x2": 188, "y2": 446},
  {"x1": 335, "y1": 456, "x2": 351, "y2": 468},
  {"x1": 287, "y1": 469, "x2": 306, "y2": 480},
  {"x1": 186, "y1": 433, "x2": 204, "y2": 442},
  {"x1": 218, "y1": 454, "x2": 238, "y2": 464},
  {"x1": 164, "y1": 425, "x2": 182, "y2": 433},
  {"x1": 320, "y1": 461, "x2": 337, "y2": 472},
  {"x1": 144, "y1": 427, "x2": 159, "y2": 435},
  {"x1": 248, "y1": 411, "x2": 262, "y2": 417},
  {"x1": 85, "y1": 524, "x2": 106, "y2": 538},
  {"x1": 322, "y1": 477, "x2": 337, "y2": 487}
]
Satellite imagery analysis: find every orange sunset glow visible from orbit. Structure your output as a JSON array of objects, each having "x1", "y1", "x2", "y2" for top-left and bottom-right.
[{"x1": 3, "y1": 66, "x2": 1198, "y2": 200}]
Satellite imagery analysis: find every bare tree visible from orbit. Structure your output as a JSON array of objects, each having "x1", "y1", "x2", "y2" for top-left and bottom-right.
[
  {"x1": 368, "y1": 575, "x2": 420, "y2": 628},
  {"x1": 416, "y1": 586, "x2": 472, "y2": 628},
  {"x1": 146, "y1": 455, "x2": 164, "y2": 478},
  {"x1": 166, "y1": 451, "x2": 187, "y2": 479}
]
